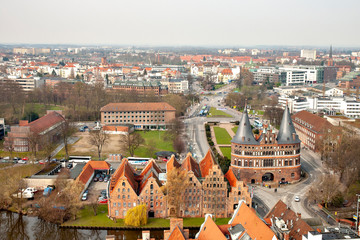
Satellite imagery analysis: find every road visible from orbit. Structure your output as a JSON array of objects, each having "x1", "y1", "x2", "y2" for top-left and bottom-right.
[{"x1": 184, "y1": 81, "x2": 327, "y2": 220}]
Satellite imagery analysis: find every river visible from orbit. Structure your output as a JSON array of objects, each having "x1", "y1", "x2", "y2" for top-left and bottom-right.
[{"x1": 0, "y1": 211, "x2": 198, "y2": 240}]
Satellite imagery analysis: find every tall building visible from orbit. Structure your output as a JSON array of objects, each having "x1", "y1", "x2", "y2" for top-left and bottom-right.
[
  {"x1": 230, "y1": 106, "x2": 301, "y2": 184},
  {"x1": 300, "y1": 49, "x2": 316, "y2": 60}
]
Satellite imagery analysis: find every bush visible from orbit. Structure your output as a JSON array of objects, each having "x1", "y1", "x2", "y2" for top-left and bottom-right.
[
  {"x1": 209, "y1": 141, "x2": 214, "y2": 146},
  {"x1": 331, "y1": 192, "x2": 344, "y2": 208},
  {"x1": 205, "y1": 124, "x2": 210, "y2": 132}
]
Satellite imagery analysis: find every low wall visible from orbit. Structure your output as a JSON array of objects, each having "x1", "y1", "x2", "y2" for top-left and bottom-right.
[{"x1": 24, "y1": 178, "x2": 73, "y2": 190}]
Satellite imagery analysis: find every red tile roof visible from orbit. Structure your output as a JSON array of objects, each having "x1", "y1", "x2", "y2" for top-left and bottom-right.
[
  {"x1": 230, "y1": 201, "x2": 276, "y2": 240},
  {"x1": 102, "y1": 125, "x2": 129, "y2": 132},
  {"x1": 221, "y1": 68, "x2": 233, "y2": 75},
  {"x1": 168, "y1": 226, "x2": 186, "y2": 240},
  {"x1": 292, "y1": 111, "x2": 332, "y2": 133},
  {"x1": 77, "y1": 161, "x2": 110, "y2": 185},
  {"x1": 225, "y1": 168, "x2": 238, "y2": 188},
  {"x1": 166, "y1": 155, "x2": 181, "y2": 172},
  {"x1": 110, "y1": 159, "x2": 138, "y2": 194},
  {"x1": 199, "y1": 149, "x2": 215, "y2": 178},
  {"x1": 29, "y1": 111, "x2": 64, "y2": 134},
  {"x1": 265, "y1": 200, "x2": 313, "y2": 240},
  {"x1": 78, "y1": 163, "x2": 94, "y2": 185},
  {"x1": 100, "y1": 102, "x2": 176, "y2": 112},
  {"x1": 181, "y1": 153, "x2": 201, "y2": 178},
  {"x1": 139, "y1": 160, "x2": 163, "y2": 193},
  {"x1": 196, "y1": 215, "x2": 227, "y2": 240}
]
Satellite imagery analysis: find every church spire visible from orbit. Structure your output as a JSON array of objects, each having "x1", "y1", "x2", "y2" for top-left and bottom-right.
[
  {"x1": 276, "y1": 105, "x2": 300, "y2": 144},
  {"x1": 329, "y1": 44, "x2": 333, "y2": 58},
  {"x1": 232, "y1": 105, "x2": 258, "y2": 145}
]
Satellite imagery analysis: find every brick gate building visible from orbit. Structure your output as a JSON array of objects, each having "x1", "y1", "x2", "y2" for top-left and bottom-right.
[{"x1": 230, "y1": 106, "x2": 301, "y2": 184}]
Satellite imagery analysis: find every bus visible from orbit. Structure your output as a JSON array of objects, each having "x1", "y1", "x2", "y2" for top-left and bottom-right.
[
  {"x1": 127, "y1": 157, "x2": 150, "y2": 165},
  {"x1": 69, "y1": 156, "x2": 92, "y2": 163},
  {"x1": 254, "y1": 120, "x2": 263, "y2": 128}
]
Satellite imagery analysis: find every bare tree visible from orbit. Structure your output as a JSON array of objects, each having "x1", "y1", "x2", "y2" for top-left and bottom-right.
[
  {"x1": 307, "y1": 174, "x2": 341, "y2": 208},
  {"x1": 27, "y1": 132, "x2": 41, "y2": 159},
  {"x1": 163, "y1": 168, "x2": 190, "y2": 217},
  {"x1": 173, "y1": 136, "x2": 185, "y2": 154},
  {"x1": 59, "y1": 118, "x2": 76, "y2": 160},
  {"x1": 121, "y1": 132, "x2": 145, "y2": 157},
  {"x1": 88, "y1": 130, "x2": 109, "y2": 160}
]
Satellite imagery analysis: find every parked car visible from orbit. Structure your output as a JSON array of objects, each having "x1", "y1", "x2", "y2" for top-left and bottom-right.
[
  {"x1": 98, "y1": 197, "x2": 108, "y2": 204},
  {"x1": 100, "y1": 190, "x2": 106, "y2": 197},
  {"x1": 294, "y1": 196, "x2": 300, "y2": 202},
  {"x1": 22, "y1": 157, "x2": 29, "y2": 161},
  {"x1": 39, "y1": 160, "x2": 45, "y2": 165},
  {"x1": 104, "y1": 176, "x2": 109, "y2": 182},
  {"x1": 81, "y1": 192, "x2": 88, "y2": 201},
  {"x1": 99, "y1": 177, "x2": 104, "y2": 182},
  {"x1": 67, "y1": 163, "x2": 73, "y2": 169},
  {"x1": 93, "y1": 177, "x2": 99, "y2": 182},
  {"x1": 18, "y1": 160, "x2": 27, "y2": 164}
]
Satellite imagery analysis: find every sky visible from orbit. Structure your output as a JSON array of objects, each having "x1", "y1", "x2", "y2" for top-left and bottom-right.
[{"x1": 0, "y1": 0, "x2": 359, "y2": 47}]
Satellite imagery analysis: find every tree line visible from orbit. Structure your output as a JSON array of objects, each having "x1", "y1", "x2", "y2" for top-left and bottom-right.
[{"x1": 0, "y1": 80, "x2": 199, "y2": 124}]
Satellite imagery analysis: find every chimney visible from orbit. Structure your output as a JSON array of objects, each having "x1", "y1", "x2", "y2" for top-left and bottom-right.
[
  {"x1": 283, "y1": 232, "x2": 290, "y2": 240},
  {"x1": 141, "y1": 230, "x2": 150, "y2": 240},
  {"x1": 292, "y1": 133, "x2": 296, "y2": 141},
  {"x1": 242, "y1": 136, "x2": 245, "y2": 141},
  {"x1": 170, "y1": 218, "x2": 183, "y2": 232},
  {"x1": 19, "y1": 120, "x2": 29, "y2": 126}
]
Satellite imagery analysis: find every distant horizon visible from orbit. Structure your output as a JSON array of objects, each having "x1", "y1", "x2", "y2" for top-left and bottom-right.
[{"x1": 1, "y1": 42, "x2": 359, "y2": 51}]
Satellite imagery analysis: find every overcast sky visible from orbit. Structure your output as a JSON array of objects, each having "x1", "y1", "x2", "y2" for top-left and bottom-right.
[{"x1": 1, "y1": 0, "x2": 359, "y2": 47}]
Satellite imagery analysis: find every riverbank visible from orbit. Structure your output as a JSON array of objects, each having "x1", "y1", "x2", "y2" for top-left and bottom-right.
[{"x1": 62, "y1": 205, "x2": 230, "y2": 229}]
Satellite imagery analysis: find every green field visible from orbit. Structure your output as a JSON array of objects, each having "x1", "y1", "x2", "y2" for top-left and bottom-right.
[
  {"x1": 63, "y1": 205, "x2": 230, "y2": 228},
  {"x1": 232, "y1": 127, "x2": 238, "y2": 134},
  {"x1": 214, "y1": 84, "x2": 225, "y2": 90},
  {"x1": 207, "y1": 107, "x2": 232, "y2": 118},
  {"x1": 219, "y1": 147, "x2": 231, "y2": 159},
  {"x1": 133, "y1": 131, "x2": 175, "y2": 158},
  {"x1": 213, "y1": 127, "x2": 232, "y2": 145}
]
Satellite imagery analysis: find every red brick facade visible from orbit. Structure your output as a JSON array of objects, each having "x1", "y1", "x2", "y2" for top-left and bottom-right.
[
  {"x1": 231, "y1": 106, "x2": 301, "y2": 184},
  {"x1": 108, "y1": 151, "x2": 252, "y2": 219}
]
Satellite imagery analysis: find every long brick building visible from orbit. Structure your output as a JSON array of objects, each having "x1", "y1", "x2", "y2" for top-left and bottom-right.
[
  {"x1": 230, "y1": 106, "x2": 301, "y2": 184},
  {"x1": 100, "y1": 102, "x2": 176, "y2": 130},
  {"x1": 4, "y1": 111, "x2": 65, "y2": 152},
  {"x1": 108, "y1": 150, "x2": 252, "y2": 219}
]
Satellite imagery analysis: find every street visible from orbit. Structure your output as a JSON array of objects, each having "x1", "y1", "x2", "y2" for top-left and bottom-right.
[{"x1": 185, "y1": 81, "x2": 327, "y2": 221}]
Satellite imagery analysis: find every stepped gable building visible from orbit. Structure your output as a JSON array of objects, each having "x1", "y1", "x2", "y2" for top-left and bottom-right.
[
  {"x1": 100, "y1": 102, "x2": 176, "y2": 130},
  {"x1": 231, "y1": 105, "x2": 301, "y2": 184},
  {"x1": 108, "y1": 150, "x2": 252, "y2": 219}
]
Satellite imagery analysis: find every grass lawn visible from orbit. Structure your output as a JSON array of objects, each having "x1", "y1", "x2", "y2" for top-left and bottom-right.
[
  {"x1": 63, "y1": 205, "x2": 230, "y2": 228},
  {"x1": 133, "y1": 131, "x2": 175, "y2": 158},
  {"x1": 232, "y1": 126, "x2": 238, "y2": 134},
  {"x1": 213, "y1": 127, "x2": 232, "y2": 145},
  {"x1": 248, "y1": 109, "x2": 264, "y2": 116},
  {"x1": 207, "y1": 107, "x2": 232, "y2": 118},
  {"x1": 214, "y1": 84, "x2": 224, "y2": 90},
  {"x1": 219, "y1": 147, "x2": 231, "y2": 159}
]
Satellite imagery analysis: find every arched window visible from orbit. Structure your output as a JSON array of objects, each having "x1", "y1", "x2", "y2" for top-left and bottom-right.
[{"x1": 122, "y1": 182, "x2": 125, "y2": 187}]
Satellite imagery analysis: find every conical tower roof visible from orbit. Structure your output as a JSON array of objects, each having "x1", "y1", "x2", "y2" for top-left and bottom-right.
[
  {"x1": 231, "y1": 106, "x2": 258, "y2": 145},
  {"x1": 276, "y1": 105, "x2": 300, "y2": 144}
]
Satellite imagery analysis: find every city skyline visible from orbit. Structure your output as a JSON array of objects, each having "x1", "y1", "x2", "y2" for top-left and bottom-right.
[{"x1": 1, "y1": 0, "x2": 360, "y2": 47}]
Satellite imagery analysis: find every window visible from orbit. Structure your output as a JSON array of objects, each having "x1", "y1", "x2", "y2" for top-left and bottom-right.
[{"x1": 122, "y1": 182, "x2": 125, "y2": 187}]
